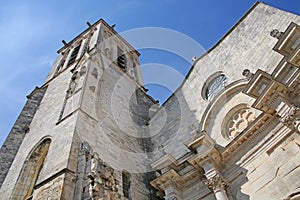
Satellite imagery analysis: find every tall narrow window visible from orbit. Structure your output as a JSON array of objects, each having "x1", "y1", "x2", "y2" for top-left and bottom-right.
[
  {"x1": 122, "y1": 171, "x2": 131, "y2": 199},
  {"x1": 11, "y1": 138, "x2": 51, "y2": 199},
  {"x1": 117, "y1": 47, "x2": 127, "y2": 70},
  {"x1": 132, "y1": 62, "x2": 138, "y2": 79},
  {"x1": 67, "y1": 43, "x2": 81, "y2": 66},
  {"x1": 54, "y1": 53, "x2": 67, "y2": 76}
]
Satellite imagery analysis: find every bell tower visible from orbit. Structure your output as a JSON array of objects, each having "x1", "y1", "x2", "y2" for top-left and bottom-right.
[{"x1": 0, "y1": 19, "x2": 157, "y2": 199}]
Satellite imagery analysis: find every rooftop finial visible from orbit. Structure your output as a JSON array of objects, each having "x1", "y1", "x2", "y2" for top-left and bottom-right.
[
  {"x1": 86, "y1": 22, "x2": 92, "y2": 28},
  {"x1": 62, "y1": 40, "x2": 67, "y2": 46},
  {"x1": 192, "y1": 56, "x2": 197, "y2": 62}
]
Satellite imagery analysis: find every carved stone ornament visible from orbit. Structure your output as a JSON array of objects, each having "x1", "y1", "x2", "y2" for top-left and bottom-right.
[
  {"x1": 293, "y1": 117, "x2": 300, "y2": 132},
  {"x1": 283, "y1": 106, "x2": 297, "y2": 122},
  {"x1": 204, "y1": 173, "x2": 228, "y2": 192},
  {"x1": 88, "y1": 153, "x2": 103, "y2": 200},
  {"x1": 242, "y1": 69, "x2": 254, "y2": 80},
  {"x1": 270, "y1": 29, "x2": 284, "y2": 39},
  {"x1": 280, "y1": 105, "x2": 300, "y2": 127},
  {"x1": 85, "y1": 150, "x2": 120, "y2": 200},
  {"x1": 80, "y1": 141, "x2": 91, "y2": 155}
]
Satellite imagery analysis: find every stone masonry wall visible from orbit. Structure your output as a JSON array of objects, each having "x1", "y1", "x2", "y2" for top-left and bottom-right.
[
  {"x1": 149, "y1": 2, "x2": 300, "y2": 162},
  {"x1": 0, "y1": 19, "x2": 156, "y2": 199},
  {"x1": 0, "y1": 63, "x2": 78, "y2": 198},
  {"x1": 149, "y1": 3, "x2": 300, "y2": 199},
  {"x1": 74, "y1": 50, "x2": 158, "y2": 199},
  {"x1": 0, "y1": 86, "x2": 47, "y2": 188}
]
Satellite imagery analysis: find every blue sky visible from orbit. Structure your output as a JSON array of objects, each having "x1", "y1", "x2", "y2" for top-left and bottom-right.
[{"x1": 0, "y1": 0, "x2": 299, "y2": 146}]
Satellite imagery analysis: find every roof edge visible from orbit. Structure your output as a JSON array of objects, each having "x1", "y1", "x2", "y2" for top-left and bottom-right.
[
  {"x1": 194, "y1": 1, "x2": 261, "y2": 63},
  {"x1": 57, "y1": 19, "x2": 140, "y2": 56},
  {"x1": 150, "y1": 2, "x2": 263, "y2": 113}
]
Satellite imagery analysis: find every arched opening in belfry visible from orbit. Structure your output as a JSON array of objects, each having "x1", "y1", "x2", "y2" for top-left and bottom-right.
[{"x1": 11, "y1": 138, "x2": 51, "y2": 200}]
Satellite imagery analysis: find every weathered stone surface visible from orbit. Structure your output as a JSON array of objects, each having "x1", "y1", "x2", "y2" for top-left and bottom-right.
[
  {"x1": 0, "y1": 86, "x2": 47, "y2": 188},
  {"x1": 1, "y1": 3, "x2": 300, "y2": 200},
  {"x1": 149, "y1": 3, "x2": 300, "y2": 200}
]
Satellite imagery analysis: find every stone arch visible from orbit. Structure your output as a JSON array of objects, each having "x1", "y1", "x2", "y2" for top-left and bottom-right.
[
  {"x1": 199, "y1": 78, "x2": 262, "y2": 147},
  {"x1": 11, "y1": 137, "x2": 51, "y2": 200},
  {"x1": 200, "y1": 79, "x2": 248, "y2": 132}
]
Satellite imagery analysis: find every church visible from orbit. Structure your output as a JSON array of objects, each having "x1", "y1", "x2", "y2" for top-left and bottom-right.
[{"x1": 0, "y1": 2, "x2": 300, "y2": 200}]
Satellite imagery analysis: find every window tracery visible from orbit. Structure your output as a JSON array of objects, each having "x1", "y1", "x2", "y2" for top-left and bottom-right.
[
  {"x1": 202, "y1": 72, "x2": 227, "y2": 101},
  {"x1": 222, "y1": 104, "x2": 256, "y2": 140},
  {"x1": 11, "y1": 138, "x2": 51, "y2": 199}
]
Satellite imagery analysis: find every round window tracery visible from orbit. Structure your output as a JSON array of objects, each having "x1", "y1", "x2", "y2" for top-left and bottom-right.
[
  {"x1": 202, "y1": 72, "x2": 227, "y2": 101},
  {"x1": 222, "y1": 104, "x2": 256, "y2": 140}
]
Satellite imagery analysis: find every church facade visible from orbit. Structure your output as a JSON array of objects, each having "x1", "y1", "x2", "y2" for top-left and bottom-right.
[{"x1": 0, "y1": 2, "x2": 300, "y2": 200}]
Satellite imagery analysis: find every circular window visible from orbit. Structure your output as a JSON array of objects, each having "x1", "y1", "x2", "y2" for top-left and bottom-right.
[
  {"x1": 202, "y1": 72, "x2": 227, "y2": 101},
  {"x1": 222, "y1": 104, "x2": 256, "y2": 140}
]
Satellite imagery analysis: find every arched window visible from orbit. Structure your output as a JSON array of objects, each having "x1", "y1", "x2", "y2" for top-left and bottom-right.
[
  {"x1": 67, "y1": 43, "x2": 82, "y2": 66},
  {"x1": 54, "y1": 51, "x2": 68, "y2": 76},
  {"x1": 11, "y1": 138, "x2": 51, "y2": 200},
  {"x1": 122, "y1": 171, "x2": 131, "y2": 199},
  {"x1": 202, "y1": 72, "x2": 227, "y2": 101}
]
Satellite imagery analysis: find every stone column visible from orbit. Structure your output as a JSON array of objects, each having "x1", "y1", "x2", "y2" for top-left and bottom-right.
[
  {"x1": 204, "y1": 173, "x2": 228, "y2": 200},
  {"x1": 202, "y1": 163, "x2": 229, "y2": 200}
]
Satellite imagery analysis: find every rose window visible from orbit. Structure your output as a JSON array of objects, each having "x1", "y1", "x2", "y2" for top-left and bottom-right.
[{"x1": 223, "y1": 105, "x2": 256, "y2": 140}]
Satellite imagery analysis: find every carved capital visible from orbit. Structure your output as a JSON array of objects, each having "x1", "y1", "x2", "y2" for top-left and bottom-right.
[
  {"x1": 204, "y1": 173, "x2": 228, "y2": 192},
  {"x1": 280, "y1": 105, "x2": 296, "y2": 122},
  {"x1": 293, "y1": 117, "x2": 300, "y2": 132},
  {"x1": 279, "y1": 104, "x2": 300, "y2": 131}
]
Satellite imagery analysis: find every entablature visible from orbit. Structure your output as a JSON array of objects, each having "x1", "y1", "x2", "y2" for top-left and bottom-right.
[{"x1": 272, "y1": 22, "x2": 300, "y2": 67}]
